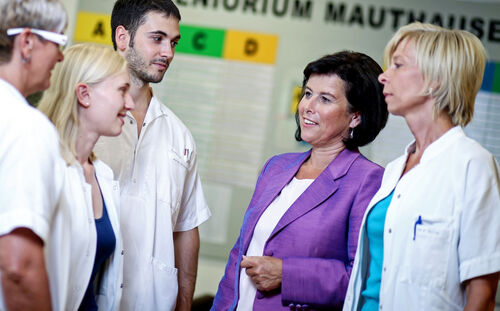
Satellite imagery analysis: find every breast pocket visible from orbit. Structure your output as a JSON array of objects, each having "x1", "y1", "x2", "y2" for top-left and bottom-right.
[{"x1": 400, "y1": 216, "x2": 452, "y2": 290}]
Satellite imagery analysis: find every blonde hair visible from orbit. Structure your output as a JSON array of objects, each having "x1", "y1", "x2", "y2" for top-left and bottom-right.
[
  {"x1": 38, "y1": 43, "x2": 127, "y2": 165},
  {"x1": 383, "y1": 22, "x2": 487, "y2": 126},
  {"x1": 0, "y1": 0, "x2": 67, "y2": 62}
]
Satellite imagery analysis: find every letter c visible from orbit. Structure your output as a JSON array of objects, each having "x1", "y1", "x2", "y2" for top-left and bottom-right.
[{"x1": 193, "y1": 32, "x2": 206, "y2": 50}]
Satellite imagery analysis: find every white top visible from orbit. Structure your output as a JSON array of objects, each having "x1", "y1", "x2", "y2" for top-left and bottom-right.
[
  {"x1": 94, "y1": 96, "x2": 211, "y2": 311},
  {"x1": 237, "y1": 177, "x2": 314, "y2": 311},
  {"x1": 0, "y1": 78, "x2": 66, "y2": 310},
  {"x1": 343, "y1": 126, "x2": 500, "y2": 311},
  {"x1": 54, "y1": 160, "x2": 123, "y2": 311}
]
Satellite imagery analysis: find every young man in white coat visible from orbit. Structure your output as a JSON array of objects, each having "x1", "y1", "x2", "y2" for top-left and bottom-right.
[{"x1": 94, "y1": 0, "x2": 210, "y2": 310}]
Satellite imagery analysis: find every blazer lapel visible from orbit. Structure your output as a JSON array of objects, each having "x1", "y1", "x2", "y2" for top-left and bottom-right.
[
  {"x1": 240, "y1": 151, "x2": 311, "y2": 253},
  {"x1": 268, "y1": 149, "x2": 361, "y2": 240}
]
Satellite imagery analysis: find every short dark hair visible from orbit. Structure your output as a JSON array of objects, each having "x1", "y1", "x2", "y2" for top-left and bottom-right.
[
  {"x1": 295, "y1": 51, "x2": 388, "y2": 150},
  {"x1": 111, "y1": 0, "x2": 181, "y2": 50}
]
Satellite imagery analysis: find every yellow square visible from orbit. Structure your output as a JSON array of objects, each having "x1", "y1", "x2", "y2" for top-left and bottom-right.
[
  {"x1": 74, "y1": 12, "x2": 112, "y2": 45},
  {"x1": 290, "y1": 85, "x2": 303, "y2": 115},
  {"x1": 223, "y1": 30, "x2": 278, "y2": 65}
]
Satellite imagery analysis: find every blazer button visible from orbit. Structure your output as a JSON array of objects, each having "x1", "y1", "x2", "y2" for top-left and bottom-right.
[
  {"x1": 120, "y1": 283, "x2": 123, "y2": 288},
  {"x1": 121, "y1": 250, "x2": 124, "y2": 255}
]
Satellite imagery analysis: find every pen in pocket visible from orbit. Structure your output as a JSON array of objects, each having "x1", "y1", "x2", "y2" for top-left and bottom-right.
[{"x1": 413, "y1": 215, "x2": 422, "y2": 240}]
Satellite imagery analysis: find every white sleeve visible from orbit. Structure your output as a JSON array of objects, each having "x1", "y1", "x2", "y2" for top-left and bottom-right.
[
  {"x1": 0, "y1": 121, "x2": 65, "y2": 242},
  {"x1": 173, "y1": 148, "x2": 211, "y2": 232},
  {"x1": 458, "y1": 154, "x2": 500, "y2": 282}
]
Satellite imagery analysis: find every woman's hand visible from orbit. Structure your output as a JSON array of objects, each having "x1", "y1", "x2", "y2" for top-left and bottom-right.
[{"x1": 241, "y1": 255, "x2": 282, "y2": 292}]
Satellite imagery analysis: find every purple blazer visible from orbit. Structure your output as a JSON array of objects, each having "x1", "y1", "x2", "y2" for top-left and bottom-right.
[{"x1": 211, "y1": 149, "x2": 383, "y2": 311}]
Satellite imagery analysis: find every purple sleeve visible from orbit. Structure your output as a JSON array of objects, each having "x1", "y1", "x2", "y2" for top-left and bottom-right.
[
  {"x1": 281, "y1": 167, "x2": 383, "y2": 308},
  {"x1": 211, "y1": 157, "x2": 276, "y2": 310},
  {"x1": 211, "y1": 235, "x2": 242, "y2": 311}
]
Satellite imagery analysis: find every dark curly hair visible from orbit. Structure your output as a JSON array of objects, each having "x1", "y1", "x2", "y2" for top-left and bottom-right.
[{"x1": 295, "y1": 51, "x2": 388, "y2": 150}]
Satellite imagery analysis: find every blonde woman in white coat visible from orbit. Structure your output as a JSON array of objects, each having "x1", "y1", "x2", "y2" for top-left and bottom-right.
[
  {"x1": 343, "y1": 22, "x2": 500, "y2": 311},
  {"x1": 39, "y1": 43, "x2": 134, "y2": 310}
]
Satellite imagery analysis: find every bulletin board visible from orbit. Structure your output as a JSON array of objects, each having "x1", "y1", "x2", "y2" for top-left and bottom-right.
[{"x1": 74, "y1": 0, "x2": 500, "y2": 260}]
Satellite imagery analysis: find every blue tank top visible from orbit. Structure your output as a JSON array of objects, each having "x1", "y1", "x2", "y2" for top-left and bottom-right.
[
  {"x1": 79, "y1": 198, "x2": 116, "y2": 311},
  {"x1": 361, "y1": 191, "x2": 394, "y2": 311}
]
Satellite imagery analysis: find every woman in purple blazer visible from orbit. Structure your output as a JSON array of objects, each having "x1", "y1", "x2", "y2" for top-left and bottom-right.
[{"x1": 212, "y1": 51, "x2": 388, "y2": 311}]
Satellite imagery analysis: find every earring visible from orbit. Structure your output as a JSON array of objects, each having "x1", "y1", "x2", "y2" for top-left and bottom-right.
[
  {"x1": 22, "y1": 55, "x2": 31, "y2": 63},
  {"x1": 349, "y1": 128, "x2": 354, "y2": 139},
  {"x1": 428, "y1": 87, "x2": 433, "y2": 97},
  {"x1": 83, "y1": 102, "x2": 90, "y2": 107}
]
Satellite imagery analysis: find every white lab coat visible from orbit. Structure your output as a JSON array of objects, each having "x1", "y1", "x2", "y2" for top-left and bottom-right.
[
  {"x1": 94, "y1": 96, "x2": 210, "y2": 311},
  {"x1": 0, "y1": 78, "x2": 66, "y2": 310},
  {"x1": 343, "y1": 127, "x2": 500, "y2": 311},
  {"x1": 58, "y1": 160, "x2": 123, "y2": 311}
]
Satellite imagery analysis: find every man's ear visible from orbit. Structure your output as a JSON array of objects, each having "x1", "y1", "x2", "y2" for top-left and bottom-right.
[
  {"x1": 115, "y1": 25, "x2": 130, "y2": 52},
  {"x1": 75, "y1": 83, "x2": 91, "y2": 108}
]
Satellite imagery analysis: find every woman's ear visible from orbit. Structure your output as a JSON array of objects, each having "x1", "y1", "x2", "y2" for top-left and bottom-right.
[
  {"x1": 115, "y1": 25, "x2": 130, "y2": 52},
  {"x1": 350, "y1": 112, "x2": 361, "y2": 128},
  {"x1": 17, "y1": 30, "x2": 35, "y2": 64},
  {"x1": 75, "y1": 83, "x2": 90, "y2": 108}
]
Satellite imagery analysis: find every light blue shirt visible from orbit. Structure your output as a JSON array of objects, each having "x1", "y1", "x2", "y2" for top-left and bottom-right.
[{"x1": 361, "y1": 191, "x2": 393, "y2": 311}]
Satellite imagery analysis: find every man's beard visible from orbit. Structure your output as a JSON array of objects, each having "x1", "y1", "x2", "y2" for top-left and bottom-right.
[{"x1": 126, "y1": 46, "x2": 168, "y2": 84}]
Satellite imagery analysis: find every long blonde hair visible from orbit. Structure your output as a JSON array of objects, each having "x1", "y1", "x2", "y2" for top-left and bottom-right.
[
  {"x1": 38, "y1": 43, "x2": 127, "y2": 164},
  {"x1": 383, "y1": 22, "x2": 487, "y2": 126}
]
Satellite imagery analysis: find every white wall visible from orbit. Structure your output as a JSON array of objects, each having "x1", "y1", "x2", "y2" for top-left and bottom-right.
[{"x1": 59, "y1": 0, "x2": 78, "y2": 44}]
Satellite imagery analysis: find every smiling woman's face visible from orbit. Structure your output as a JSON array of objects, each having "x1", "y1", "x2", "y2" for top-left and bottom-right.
[
  {"x1": 81, "y1": 71, "x2": 134, "y2": 137},
  {"x1": 298, "y1": 74, "x2": 359, "y2": 149}
]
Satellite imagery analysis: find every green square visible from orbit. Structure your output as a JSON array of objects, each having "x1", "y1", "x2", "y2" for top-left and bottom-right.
[{"x1": 176, "y1": 25, "x2": 225, "y2": 58}]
